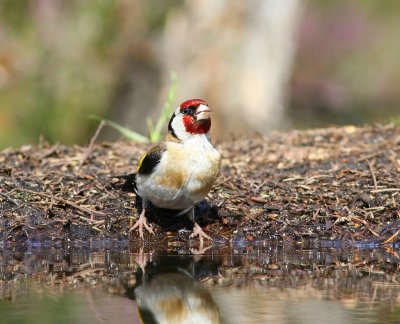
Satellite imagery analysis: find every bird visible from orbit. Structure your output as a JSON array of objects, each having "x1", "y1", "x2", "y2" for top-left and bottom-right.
[
  {"x1": 134, "y1": 271, "x2": 220, "y2": 324},
  {"x1": 131, "y1": 254, "x2": 221, "y2": 324},
  {"x1": 130, "y1": 99, "x2": 221, "y2": 245}
]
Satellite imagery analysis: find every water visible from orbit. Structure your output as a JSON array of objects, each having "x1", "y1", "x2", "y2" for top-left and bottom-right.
[{"x1": 1, "y1": 242, "x2": 400, "y2": 323}]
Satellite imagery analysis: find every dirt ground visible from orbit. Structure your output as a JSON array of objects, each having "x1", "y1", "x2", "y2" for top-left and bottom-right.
[{"x1": 0, "y1": 124, "x2": 399, "y2": 246}]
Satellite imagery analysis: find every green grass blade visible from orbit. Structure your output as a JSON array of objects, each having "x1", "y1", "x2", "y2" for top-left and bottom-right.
[
  {"x1": 151, "y1": 72, "x2": 177, "y2": 143},
  {"x1": 88, "y1": 72, "x2": 177, "y2": 144},
  {"x1": 89, "y1": 115, "x2": 150, "y2": 143},
  {"x1": 146, "y1": 117, "x2": 156, "y2": 142}
]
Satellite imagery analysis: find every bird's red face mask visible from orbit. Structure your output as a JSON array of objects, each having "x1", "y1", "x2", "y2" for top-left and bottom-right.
[
  {"x1": 168, "y1": 99, "x2": 212, "y2": 140},
  {"x1": 180, "y1": 99, "x2": 211, "y2": 135}
]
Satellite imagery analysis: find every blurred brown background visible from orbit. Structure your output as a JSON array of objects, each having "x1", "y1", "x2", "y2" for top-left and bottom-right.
[{"x1": 0, "y1": 0, "x2": 399, "y2": 148}]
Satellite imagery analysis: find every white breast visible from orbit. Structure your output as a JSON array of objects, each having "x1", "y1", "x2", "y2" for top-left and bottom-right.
[{"x1": 136, "y1": 135, "x2": 221, "y2": 210}]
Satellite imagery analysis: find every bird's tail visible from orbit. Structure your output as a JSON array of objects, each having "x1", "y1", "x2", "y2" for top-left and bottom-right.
[{"x1": 111, "y1": 173, "x2": 137, "y2": 191}]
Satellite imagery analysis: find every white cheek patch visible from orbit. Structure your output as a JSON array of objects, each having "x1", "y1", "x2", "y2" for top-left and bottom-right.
[{"x1": 171, "y1": 111, "x2": 191, "y2": 141}]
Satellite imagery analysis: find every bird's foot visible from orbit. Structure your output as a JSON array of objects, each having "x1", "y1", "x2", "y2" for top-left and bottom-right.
[
  {"x1": 189, "y1": 223, "x2": 212, "y2": 247},
  {"x1": 134, "y1": 246, "x2": 153, "y2": 273},
  {"x1": 129, "y1": 210, "x2": 154, "y2": 239}
]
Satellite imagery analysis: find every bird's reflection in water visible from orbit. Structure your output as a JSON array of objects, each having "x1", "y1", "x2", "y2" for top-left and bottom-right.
[{"x1": 126, "y1": 254, "x2": 221, "y2": 324}]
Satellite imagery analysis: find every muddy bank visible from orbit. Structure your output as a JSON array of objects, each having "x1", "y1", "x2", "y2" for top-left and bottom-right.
[{"x1": 0, "y1": 124, "x2": 399, "y2": 245}]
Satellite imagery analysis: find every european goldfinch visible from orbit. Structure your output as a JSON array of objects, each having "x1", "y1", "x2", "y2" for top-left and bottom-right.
[
  {"x1": 130, "y1": 99, "x2": 221, "y2": 244},
  {"x1": 135, "y1": 271, "x2": 220, "y2": 324}
]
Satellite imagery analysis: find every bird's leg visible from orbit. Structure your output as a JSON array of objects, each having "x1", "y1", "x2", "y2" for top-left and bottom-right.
[
  {"x1": 134, "y1": 246, "x2": 152, "y2": 274},
  {"x1": 188, "y1": 207, "x2": 212, "y2": 247},
  {"x1": 129, "y1": 200, "x2": 154, "y2": 239}
]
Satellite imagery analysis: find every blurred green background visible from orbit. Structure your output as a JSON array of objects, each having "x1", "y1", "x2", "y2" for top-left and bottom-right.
[{"x1": 0, "y1": 0, "x2": 399, "y2": 148}]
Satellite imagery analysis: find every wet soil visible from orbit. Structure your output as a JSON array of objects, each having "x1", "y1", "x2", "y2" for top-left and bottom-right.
[{"x1": 0, "y1": 124, "x2": 399, "y2": 247}]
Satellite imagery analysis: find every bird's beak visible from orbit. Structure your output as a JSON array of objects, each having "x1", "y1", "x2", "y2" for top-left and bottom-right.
[{"x1": 195, "y1": 104, "x2": 212, "y2": 120}]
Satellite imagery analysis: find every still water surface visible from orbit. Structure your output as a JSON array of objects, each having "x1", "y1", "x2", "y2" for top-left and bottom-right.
[{"x1": 0, "y1": 242, "x2": 399, "y2": 323}]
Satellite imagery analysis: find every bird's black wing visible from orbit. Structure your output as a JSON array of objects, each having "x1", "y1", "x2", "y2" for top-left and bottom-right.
[{"x1": 137, "y1": 143, "x2": 167, "y2": 175}]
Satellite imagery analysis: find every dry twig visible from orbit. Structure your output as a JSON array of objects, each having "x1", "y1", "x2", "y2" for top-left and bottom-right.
[
  {"x1": 78, "y1": 120, "x2": 105, "y2": 170},
  {"x1": 366, "y1": 159, "x2": 378, "y2": 190},
  {"x1": 381, "y1": 229, "x2": 400, "y2": 245},
  {"x1": 14, "y1": 187, "x2": 105, "y2": 216}
]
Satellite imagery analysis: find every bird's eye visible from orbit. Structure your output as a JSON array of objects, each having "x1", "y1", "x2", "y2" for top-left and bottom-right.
[{"x1": 182, "y1": 106, "x2": 196, "y2": 115}]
